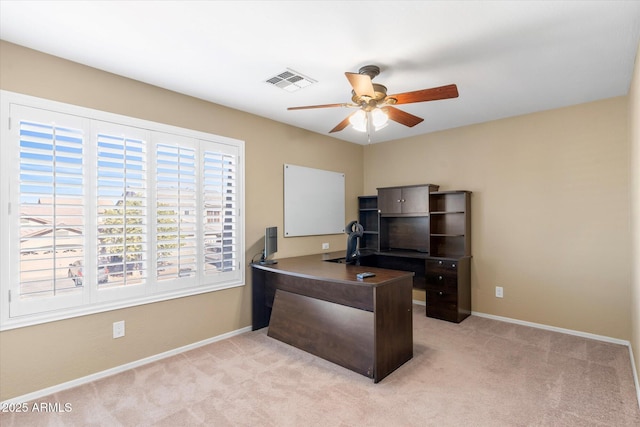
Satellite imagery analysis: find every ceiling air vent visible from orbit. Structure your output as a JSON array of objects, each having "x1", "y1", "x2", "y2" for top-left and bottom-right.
[{"x1": 265, "y1": 69, "x2": 316, "y2": 92}]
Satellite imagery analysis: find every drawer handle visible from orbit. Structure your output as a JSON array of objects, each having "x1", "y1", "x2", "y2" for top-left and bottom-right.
[
  {"x1": 438, "y1": 276, "x2": 443, "y2": 280},
  {"x1": 438, "y1": 291, "x2": 443, "y2": 296},
  {"x1": 438, "y1": 261, "x2": 443, "y2": 265},
  {"x1": 452, "y1": 264, "x2": 456, "y2": 268}
]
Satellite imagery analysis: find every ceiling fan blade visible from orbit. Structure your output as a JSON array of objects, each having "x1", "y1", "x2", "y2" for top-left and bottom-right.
[
  {"x1": 345, "y1": 72, "x2": 375, "y2": 98},
  {"x1": 382, "y1": 106, "x2": 424, "y2": 127},
  {"x1": 388, "y1": 84, "x2": 459, "y2": 105},
  {"x1": 329, "y1": 114, "x2": 353, "y2": 133},
  {"x1": 288, "y1": 103, "x2": 348, "y2": 110}
]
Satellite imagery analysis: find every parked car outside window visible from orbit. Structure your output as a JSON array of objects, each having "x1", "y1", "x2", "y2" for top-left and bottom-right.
[{"x1": 67, "y1": 260, "x2": 109, "y2": 286}]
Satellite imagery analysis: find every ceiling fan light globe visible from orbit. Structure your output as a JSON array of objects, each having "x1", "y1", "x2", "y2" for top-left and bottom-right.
[
  {"x1": 349, "y1": 110, "x2": 367, "y2": 132},
  {"x1": 371, "y1": 108, "x2": 389, "y2": 128}
]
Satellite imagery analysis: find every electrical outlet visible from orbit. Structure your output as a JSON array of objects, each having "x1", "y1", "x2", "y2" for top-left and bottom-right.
[
  {"x1": 495, "y1": 286, "x2": 504, "y2": 298},
  {"x1": 322, "y1": 243, "x2": 329, "y2": 250},
  {"x1": 113, "y1": 320, "x2": 125, "y2": 338}
]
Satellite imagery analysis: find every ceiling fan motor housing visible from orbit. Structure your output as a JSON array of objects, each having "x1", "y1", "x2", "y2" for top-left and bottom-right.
[{"x1": 358, "y1": 65, "x2": 381, "y2": 79}]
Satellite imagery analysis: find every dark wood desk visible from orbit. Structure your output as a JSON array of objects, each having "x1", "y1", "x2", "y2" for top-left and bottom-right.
[{"x1": 252, "y1": 252, "x2": 414, "y2": 383}]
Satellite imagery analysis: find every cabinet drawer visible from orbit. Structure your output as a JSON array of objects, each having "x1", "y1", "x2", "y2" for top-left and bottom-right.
[
  {"x1": 426, "y1": 289, "x2": 458, "y2": 309},
  {"x1": 425, "y1": 272, "x2": 457, "y2": 290},
  {"x1": 426, "y1": 259, "x2": 459, "y2": 274},
  {"x1": 425, "y1": 289, "x2": 459, "y2": 322}
]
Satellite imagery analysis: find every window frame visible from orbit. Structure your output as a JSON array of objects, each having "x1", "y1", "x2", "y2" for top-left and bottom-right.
[{"x1": 0, "y1": 90, "x2": 245, "y2": 331}]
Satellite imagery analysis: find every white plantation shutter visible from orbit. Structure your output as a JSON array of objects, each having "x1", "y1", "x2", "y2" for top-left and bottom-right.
[
  {"x1": 156, "y1": 141, "x2": 198, "y2": 281},
  {"x1": 9, "y1": 106, "x2": 87, "y2": 317},
  {"x1": 203, "y1": 150, "x2": 238, "y2": 274},
  {"x1": 2, "y1": 91, "x2": 244, "y2": 330},
  {"x1": 19, "y1": 120, "x2": 85, "y2": 295},
  {"x1": 96, "y1": 124, "x2": 148, "y2": 293}
]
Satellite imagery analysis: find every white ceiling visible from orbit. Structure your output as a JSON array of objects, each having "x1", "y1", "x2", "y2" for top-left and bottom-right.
[{"x1": 1, "y1": 1, "x2": 639, "y2": 145}]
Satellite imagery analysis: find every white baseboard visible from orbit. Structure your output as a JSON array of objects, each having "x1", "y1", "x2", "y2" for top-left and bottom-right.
[
  {"x1": 471, "y1": 310, "x2": 630, "y2": 346},
  {"x1": 1, "y1": 325, "x2": 252, "y2": 406}
]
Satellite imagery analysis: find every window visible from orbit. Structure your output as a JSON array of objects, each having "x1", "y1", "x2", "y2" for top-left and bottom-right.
[{"x1": 0, "y1": 91, "x2": 245, "y2": 330}]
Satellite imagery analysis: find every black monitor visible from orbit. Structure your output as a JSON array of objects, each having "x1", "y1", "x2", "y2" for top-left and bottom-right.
[{"x1": 259, "y1": 226, "x2": 278, "y2": 265}]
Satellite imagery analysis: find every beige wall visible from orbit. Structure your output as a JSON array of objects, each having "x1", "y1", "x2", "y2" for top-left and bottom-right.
[
  {"x1": 630, "y1": 42, "x2": 640, "y2": 385},
  {"x1": 0, "y1": 41, "x2": 363, "y2": 400},
  {"x1": 364, "y1": 96, "x2": 632, "y2": 340}
]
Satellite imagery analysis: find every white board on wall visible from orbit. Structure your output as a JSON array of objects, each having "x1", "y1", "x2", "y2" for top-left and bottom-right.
[{"x1": 284, "y1": 164, "x2": 345, "y2": 237}]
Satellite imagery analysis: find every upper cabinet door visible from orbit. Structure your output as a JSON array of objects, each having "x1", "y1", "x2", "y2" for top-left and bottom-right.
[
  {"x1": 401, "y1": 186, "x2": 430, "y2": 214},
  {"x1": 378, "y1": 187, "x2": 403, "y2": 214}
]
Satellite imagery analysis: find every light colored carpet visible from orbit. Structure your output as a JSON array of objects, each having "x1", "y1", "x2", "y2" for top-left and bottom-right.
[{"x1": 2, "y1": 304, "x2": 639, "y2": 426}]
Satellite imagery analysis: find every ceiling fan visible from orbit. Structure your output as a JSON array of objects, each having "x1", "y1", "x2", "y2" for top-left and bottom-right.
[{"x1": 288, "y1": 65, "x2": 459, "y2": 134}]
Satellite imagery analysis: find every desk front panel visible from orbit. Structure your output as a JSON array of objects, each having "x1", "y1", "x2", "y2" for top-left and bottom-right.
[{"x1": 268, "y1": 289, "x2": 375, "y2": 378}]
